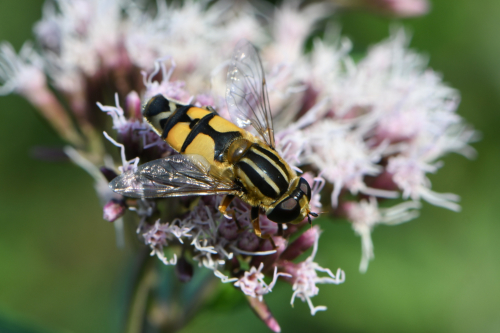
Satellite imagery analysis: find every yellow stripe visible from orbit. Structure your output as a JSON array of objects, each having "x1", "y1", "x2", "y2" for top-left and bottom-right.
[
  {"x1": 183, "y1": 133, "x2": 216, "y2": 164},
  {"x1": 236, "y1": 167, "x2": 265, "y2": 199},
  {"x1": 166, "y1": 123, "x2": 190, "y2": 152},
  {"x1": 240, "y1": 157, "x2": 281, "y2": 196},
  {"x1": 186, "y1": 107, "x2": 211, "y2": 119},
  {"x1": 250, "y1": 148, "x2": 289, "y2": 182},
  {"x1": 208, "y1": 115, "x2": 246, "y2": 134}
]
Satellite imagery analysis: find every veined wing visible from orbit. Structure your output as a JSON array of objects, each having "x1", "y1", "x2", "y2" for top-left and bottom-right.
[
  {"x1": 226, "y1": 39, "x2": 275, "y2": 148},
  {"x1": 110, "y1": 154, "x2": 240, "y2": 199}
]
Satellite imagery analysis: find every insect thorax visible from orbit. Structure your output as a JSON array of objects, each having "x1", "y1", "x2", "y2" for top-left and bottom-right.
[{"x1": 230, "y1": 140, "x2": 295, "y2": 207}]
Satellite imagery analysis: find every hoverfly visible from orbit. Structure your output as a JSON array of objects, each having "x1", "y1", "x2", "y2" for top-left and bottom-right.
[{"x1": 110, "y1": 40, "x2": 317, "y2": 243}]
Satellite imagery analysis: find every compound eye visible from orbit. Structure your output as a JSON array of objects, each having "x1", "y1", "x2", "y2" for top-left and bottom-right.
[
  {"x1": 299, "y1": 177, "x2": 312, "y2": 201},
  {"x1": 280, "y1": 197, "x2": 298, "y2": 210},
  {"x1": 266, "y1": 197, "x2": 300, "y2": 223}
]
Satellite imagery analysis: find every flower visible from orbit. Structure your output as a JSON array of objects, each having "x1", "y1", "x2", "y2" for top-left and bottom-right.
[
  {"x1": 142, "y1": 219, "x2": 192, "y2": 265},
  {"x1": 223, "y1": 263, "x2": 291, "y2": 301},
  {"x1": 330, "y1": 0, "x2": 430, "y2": 18},
  {"x1": 343, "y1": 198, "x2": 421, "y2": 272},
  {"x1": 281, "y1": 227, "x2": 346, "y2": 315},
  {"x1": 0, "y1": 0, "x2": 475, "y2": 330},
  {"x1": 103, "y1": 198, "x2": 127, "y2": 222}
]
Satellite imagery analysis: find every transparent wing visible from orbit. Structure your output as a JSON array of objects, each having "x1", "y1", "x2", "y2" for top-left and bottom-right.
[
  {"x1": 110, "y1": 154, "x2": 240, "y2": 199},
  {"x1": 226, "y1": 39, "x2": 275, "y2": 148}
]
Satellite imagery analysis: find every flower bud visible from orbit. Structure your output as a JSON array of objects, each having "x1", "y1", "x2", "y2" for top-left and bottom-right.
[
  {"x1": 246, "y1": 296, "x2": 281, "y2": 333},
  {"x1": 280, "y1": 226, "x2": 320, "y2": 261},
  {"x1": 126, "y1": 90, "x2": 142, "y2": 119},
  {"x1": 237, "y1": 232, "x2": 260, "y2": 252},
  {"x1": 103, "y1": 198, "x2": 126, "y2": 222},
  {"x1": 218, "y1": 218, "x2": 239, "y2": 240}
]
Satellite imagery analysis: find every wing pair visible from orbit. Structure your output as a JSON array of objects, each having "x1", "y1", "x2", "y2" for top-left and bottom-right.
[{"x1": 110, "y1": 40, "x2": 276, "y2": 199}]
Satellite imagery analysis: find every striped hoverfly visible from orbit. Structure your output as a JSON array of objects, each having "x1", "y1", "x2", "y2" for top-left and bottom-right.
[{"x1": 110, "y1": 40, "x2": 317, "y2": 242}]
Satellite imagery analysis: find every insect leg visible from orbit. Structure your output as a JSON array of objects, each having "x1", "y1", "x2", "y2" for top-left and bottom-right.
[
  {"x1": 218, "y1": 195, "x2": 235, "y2": 215},
  {"x1": 251, "y1": 207, "x2": 277, "y2": 249},
  {"x1": 277, "y1": 223, "x2": 283, "y2": 236},
  {"x1": 218, "y1": 195, "x2": 243, "y2": 230}
]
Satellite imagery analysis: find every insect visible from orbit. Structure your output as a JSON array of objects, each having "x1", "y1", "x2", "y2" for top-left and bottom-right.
[{"x1": 110, "y1": 40, "x2": 317, "y2": 243}]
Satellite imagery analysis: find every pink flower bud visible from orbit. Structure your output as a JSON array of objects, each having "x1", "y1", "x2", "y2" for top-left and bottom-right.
[
  {"x1": 126, "y1": 90, "x2": 142, "y2": 119},
  {"x1": 218, "y1": 218, "x2": 239, "y2": 241},
  {"x1": 103, "y1": 198, "x2": 126, "y2": 222},
  {"x1": 280, "y1": 226, "x2": 320, "y2": 261},
  {"x1": 237, "y1": 232, "x2": 260, "y2": 252},
  {"x1": 246, "y1": 296, "x2": 281, "y2": 333}
]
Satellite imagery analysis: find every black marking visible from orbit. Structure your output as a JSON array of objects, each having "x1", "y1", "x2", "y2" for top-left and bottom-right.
[
  {"x1": 143, "y1": 94, "x2": 170, "y2": 117},
  {"x1": 237, "y1": 160, "x2": 278, "y2": 198},
  {"x1": 161, "y1": 105, "x2": 193, "y2": 139},
  {"x1": 267, "y1": 195, "x2": 301, "y2": 223},
  {"x1": 189, "y1": 118, "x2": 200, "y2": 129},
  {"x1": 245, "y1": 148, "x2": 288, "y2": 196},
  {"x1": 181, "y1": 113, "x2": 215, "y2": 152},
  {"x1": 252, "y1": 145, "x2": 289, "y2": 179},
  {"x1": 180, "y1": 113, "x2": 242, "y2": 162}
]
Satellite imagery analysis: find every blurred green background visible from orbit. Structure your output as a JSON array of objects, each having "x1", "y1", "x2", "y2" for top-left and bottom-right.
[{"x1": 0, "y1": 0, "x2": 499, "y2": 332}]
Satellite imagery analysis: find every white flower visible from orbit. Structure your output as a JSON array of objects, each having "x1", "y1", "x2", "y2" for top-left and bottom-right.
[
  {"x1": 306, "y1": 120, "x2": 398, "y2": 206},
  {"x1": 217, "y1": 263, "x2": 291, "y2": 301},
  {"x1": 265, "y1": 2, "x2": 327, "y2": 66},
  {"x1": 102, "y1": 131, "x2": 140, "y2": 174},
  {"x1": 0, "y1": 42, "x2": 45, "y2": 97},
  {"x1": 387, "y1": 154, "x2": 461, "y2": 211},
  {"x1": 288, "y1": 227, "x2": 345, "y2": 315},
  {"x1": 143, "y1": 219, "x2": 193, "y2": 265},
  {"x1": 141, "y1": 58, "x2": 191, "y2": 102},
  {"x1": 344, "y1": 197, "x2": 421, "y2": 272}
]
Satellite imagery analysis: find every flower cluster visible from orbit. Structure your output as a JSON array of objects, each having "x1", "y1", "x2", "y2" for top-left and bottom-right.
[{"x1": 0, "y1": 0, "x2": 474, "y2": 331}]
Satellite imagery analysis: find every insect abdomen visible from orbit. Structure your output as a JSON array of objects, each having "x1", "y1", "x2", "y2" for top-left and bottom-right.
[
  {"x1": 143, "y1": 94, "x2": 245, "y2": 164},
  {"x1": 235, "y1": 144, "x2": 291, "y2": 200}
]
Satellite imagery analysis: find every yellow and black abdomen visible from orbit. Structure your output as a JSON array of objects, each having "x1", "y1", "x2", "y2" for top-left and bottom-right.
[{"x1": 143, "y1": 94, "x2": 245, "y2": 164}]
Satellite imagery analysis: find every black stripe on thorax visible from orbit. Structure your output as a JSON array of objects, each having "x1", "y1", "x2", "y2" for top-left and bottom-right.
[
  {"x1": 161, "y1": 105, "x2": 193, "y2": 139},
  {"x1": 181, "y1": 113, "x2": 242, "y2": 162},
  {"x1": 252, "y1": 145, "x2": 289, "y2": 178},
  {"x1": 237, "y1": 160, "x2": 279, "y2": 199},
  {"x1": 244, "y1": 147, "x2": 289, "y2": 196}
]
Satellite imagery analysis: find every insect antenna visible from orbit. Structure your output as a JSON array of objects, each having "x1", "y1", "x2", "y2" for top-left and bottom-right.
[{"x1": 307, "y1": 212, "x2": 319, "y2": 226}]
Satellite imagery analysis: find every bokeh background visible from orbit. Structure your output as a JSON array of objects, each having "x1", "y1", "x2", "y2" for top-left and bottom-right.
[{"x1": 0, "y1": 0, "x2": 499, "y2": 332}]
